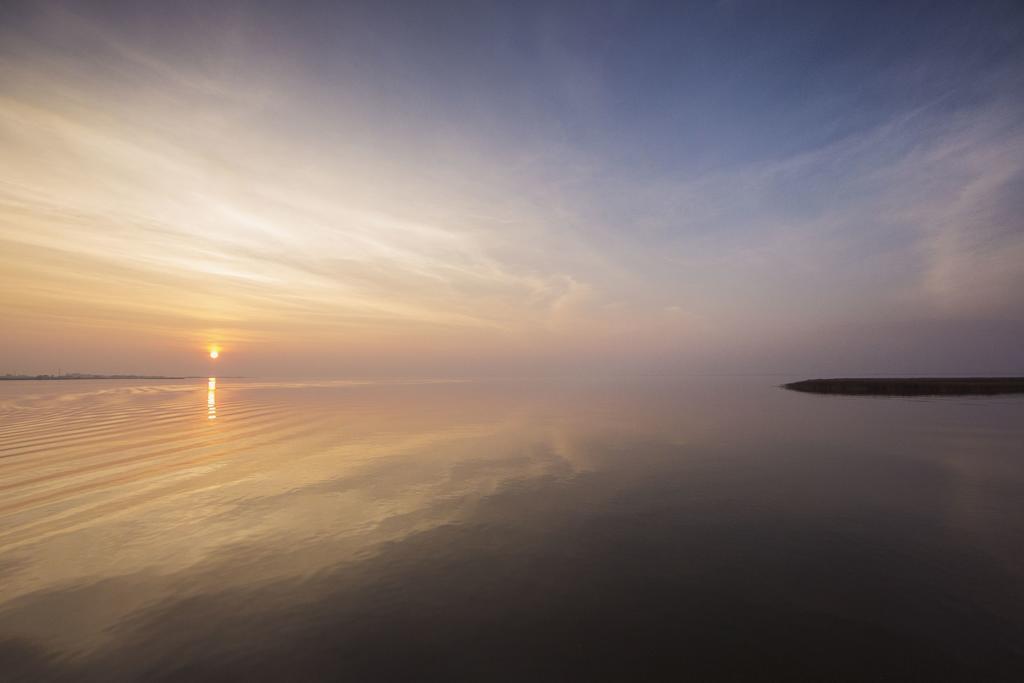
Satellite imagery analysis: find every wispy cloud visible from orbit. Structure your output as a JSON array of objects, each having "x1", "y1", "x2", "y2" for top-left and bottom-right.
[{"x1": 0, "y1": 2, "x2": 1021, "y2": 375}]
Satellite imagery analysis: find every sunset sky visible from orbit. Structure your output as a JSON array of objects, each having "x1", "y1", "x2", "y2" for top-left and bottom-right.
[{"x1": 1, "y1": 1, "x2": 1022, "y2": 377}]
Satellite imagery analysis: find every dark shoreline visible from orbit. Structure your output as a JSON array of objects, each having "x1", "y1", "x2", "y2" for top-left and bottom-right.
[{"x1": 784, "y1": 377, "x2": 1024, "y2": 396}]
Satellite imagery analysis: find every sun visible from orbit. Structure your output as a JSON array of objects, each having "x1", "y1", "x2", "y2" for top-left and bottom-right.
[{"x1": 209, "y1": 349, "x2": 219, "y2": 359}]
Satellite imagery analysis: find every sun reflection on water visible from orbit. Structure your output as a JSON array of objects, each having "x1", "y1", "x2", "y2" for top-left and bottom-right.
[{"x1": 207, "y1": 377, "x2": 216, "y2": 420}]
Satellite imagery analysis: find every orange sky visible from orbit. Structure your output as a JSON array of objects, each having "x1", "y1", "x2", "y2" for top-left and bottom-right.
[{"x1": 2, "y1": 4, "x2": 1022, "y2": 377}]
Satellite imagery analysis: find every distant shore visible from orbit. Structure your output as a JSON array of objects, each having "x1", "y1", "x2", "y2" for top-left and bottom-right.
[
  {"x1": 784, "y1": 377, "x2": 1024, "y2": 396},
  {"x1": 1, "y1": 374, "x2": 189, "y2": 381}
]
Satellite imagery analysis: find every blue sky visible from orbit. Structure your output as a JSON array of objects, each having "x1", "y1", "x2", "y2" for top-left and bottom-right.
[{"x1": 1, "y1": 0, "x2": 1022, "y2": 375}]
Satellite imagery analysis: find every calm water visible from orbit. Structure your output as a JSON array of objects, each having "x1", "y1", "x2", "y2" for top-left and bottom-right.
[{"x1": 1, "y1": 377, "x2": 1022, "y2": 681}]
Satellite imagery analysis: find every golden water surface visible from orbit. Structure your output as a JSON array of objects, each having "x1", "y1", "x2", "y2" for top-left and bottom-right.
[{"x1": 1, "y1": 378, "x2": 1022, "y2": 680}]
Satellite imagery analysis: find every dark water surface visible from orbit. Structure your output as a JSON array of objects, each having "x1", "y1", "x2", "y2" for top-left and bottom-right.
[{"x1": 1, "y1": 377, "x2": 1022, "y2": 681}]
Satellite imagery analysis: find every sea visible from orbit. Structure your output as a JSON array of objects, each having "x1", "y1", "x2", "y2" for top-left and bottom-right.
[{"x1": 1, "y1": 377, "x2": 1022, "y2": 681}]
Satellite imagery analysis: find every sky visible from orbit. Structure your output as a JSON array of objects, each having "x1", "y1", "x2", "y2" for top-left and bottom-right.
[{"x1": 1, "y1": 0, "x2": 1022, "y2": 377}]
